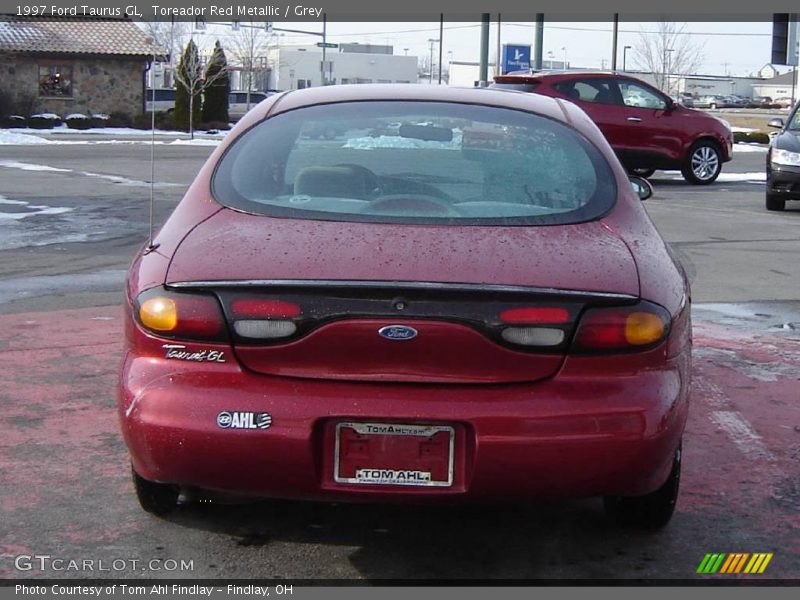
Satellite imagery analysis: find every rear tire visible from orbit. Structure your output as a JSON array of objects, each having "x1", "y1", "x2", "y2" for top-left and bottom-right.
[
  {"x1": 132, "y1": 466, "x2": 179, "y2": 516},
  {"x1": 766, "y1": 193, "x2": 786, "y2": 211},
  {"x1": 604, "y1": 442, "x2": 681, "y2": 530},
  {"x1": 681, "y1": 141, "x2": 722, "y2": 185}
]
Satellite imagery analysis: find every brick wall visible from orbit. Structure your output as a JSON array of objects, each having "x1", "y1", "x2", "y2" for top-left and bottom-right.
[{"x1": 0, "y1": 53, "x2": 146, "y2": 117}]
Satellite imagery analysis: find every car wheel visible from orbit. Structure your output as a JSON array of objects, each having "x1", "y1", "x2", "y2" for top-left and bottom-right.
[
  {"x1": 131, "y1": 466, "x2": 179, "y2": 516},
  {"x1": 681, "y1": 141, "x2": 722, "y2": 185},
  {"x1": 630, "y1": 168, "x2": 656, "y2": 178},
  {"x1": 604, "y1": 442, "x2": 681, "y2": 530},
  {"x1": 766, "y1": 193, "x2": 786, "y2": 211}
]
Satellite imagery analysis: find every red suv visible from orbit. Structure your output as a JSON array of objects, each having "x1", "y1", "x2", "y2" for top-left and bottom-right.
[{"x1": 493, "y1": 71, "x2": 733, "y2": 184}]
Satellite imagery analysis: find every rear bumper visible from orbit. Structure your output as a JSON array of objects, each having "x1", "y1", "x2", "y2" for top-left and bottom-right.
[{"x1": 119, "y1": 350, "x2": 690, "y2": 503}]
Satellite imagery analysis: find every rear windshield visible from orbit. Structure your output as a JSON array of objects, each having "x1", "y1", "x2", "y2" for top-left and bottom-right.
[{"x1": 212, "y1": 100, "x2": 616, "y2": 225}]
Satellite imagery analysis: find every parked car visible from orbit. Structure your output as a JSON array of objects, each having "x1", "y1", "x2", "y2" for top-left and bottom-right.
[
  {"x1": 120, "y1": 84, "x2": 691, "y2": 529},
  {"x1": 145, "y1": 88, "x2": 176, "y2": 113},
  {"x1": 773, "y1": 97, "x2": 795, "y2": 109},
  {"x1": 677, "y1": 92, "x2": 695, "y2": 108},
  {"x1": 492, "y1": 71, "x2": 733, "y2": 184},
  {"x1": 754, "y1": 95, "x2": 773, "y2": 106},
  {"x1": 228, "y1": 91, "x2": 272, "y2": 121},
  {"x1": 692, "y1": 94, "x2": 728, "y2": 109},
  {"x1": 766, "y1": 110, "x2": 800, "y2": 210}
]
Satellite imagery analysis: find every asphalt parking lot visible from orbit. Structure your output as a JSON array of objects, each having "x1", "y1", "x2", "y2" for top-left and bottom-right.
[{"x1": 0, "y1": 135, "x2": 798, "y2": 581}]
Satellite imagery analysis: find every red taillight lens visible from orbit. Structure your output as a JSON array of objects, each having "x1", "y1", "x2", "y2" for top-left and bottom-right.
[
  {"x1": 499, "y1": 307, "x2": 570, "y2": 324},
  {"x1": 136, "y1": 289, "x2": 226, "y2": 341},
  {"x1": 231, "y1": 299, "x2": 301, "y2": 318},
  {"x1": 571, "y1": 302, "x2": 671, "y2": 353}
]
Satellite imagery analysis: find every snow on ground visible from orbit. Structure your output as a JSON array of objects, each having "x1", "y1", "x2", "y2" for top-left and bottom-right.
[
  {"x1": 731, "y1": 126, "x2": 759, "y2": 133},
  {"x1": 660, "y1": 171, "x2": 766, "y2": 183},
  {"x1": 0, "y1": 160, "x2": 183, "y2": 188},
  {"x1": 168, "y1": 138, "x2": 222, "y2": 146},
  {"x1": 733, "y1": 143, "x2": 769, "y2": 153},
  {"x1": 10, "y1": 125, "x2": 228, "y2": 137},
  {"x1": 0, "y1": 128, "x2": 224, "y2": 146},
  {"x1": 343, "y1": 131, "x2": 463, "y2": 150},
  {"x1": 0, "y1": 194, "x2": 73, "y2": 221},
  {"x1": 0, "y1": 131, "x2": 53, "y2": 145}
]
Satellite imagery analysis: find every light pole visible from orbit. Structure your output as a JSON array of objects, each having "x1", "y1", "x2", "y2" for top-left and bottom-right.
[
  {"x1": 428, "y1": 38, "x2": 438, "y2": 84},
  {"x1": 547, "y1": 50, "x2": 554, "y2": 70},
  {"x1": 623, "y1": 45, "x2": 631, "y2": 72},
  {"x1": 666, "y1": 48, "x2": 675, "y2": 96},
  {"x1": 561, "y1": 46, "x2": 567, "y2": 69}
]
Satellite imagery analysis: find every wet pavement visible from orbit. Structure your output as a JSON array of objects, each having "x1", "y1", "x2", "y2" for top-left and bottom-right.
[{"x1": 0, "y1": 301, "x2": 797, "y2": 580}]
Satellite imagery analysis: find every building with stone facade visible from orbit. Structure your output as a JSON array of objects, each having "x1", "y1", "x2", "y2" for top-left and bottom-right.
[{"x1": 0, "y1": 17, "x2": 161, "y2": 117}]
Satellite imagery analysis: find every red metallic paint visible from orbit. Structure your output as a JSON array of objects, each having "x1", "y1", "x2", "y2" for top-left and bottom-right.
[{"x1": 119, "y1": 85, "x2": 691, "y2": 504}]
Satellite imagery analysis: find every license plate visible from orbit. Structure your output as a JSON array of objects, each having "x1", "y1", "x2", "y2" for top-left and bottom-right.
[{"x1": 334, "y1": 422, "x2": 455, "y2": 487}]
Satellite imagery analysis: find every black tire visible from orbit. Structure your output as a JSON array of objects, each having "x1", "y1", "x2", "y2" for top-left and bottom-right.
[
  {"x1": 604, "y1": 442, "x2": 681, "y2": 530},
  {"x1": 630, "y1": 168, "x2": 656, "y2": 178},
  {"x1": 131, "y1": 466, "x2": 179, "y2": 516},
  {"x1": 681, "y1": 141, "x2": 722, "y2": 185},
  {"x1": 766, "y1": 193, "x2": 786, "y2": 211}
]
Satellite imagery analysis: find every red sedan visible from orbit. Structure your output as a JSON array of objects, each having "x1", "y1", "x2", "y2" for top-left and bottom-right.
[{"x1": 119, "y1": 84, "x2": 691, "y2": 529}]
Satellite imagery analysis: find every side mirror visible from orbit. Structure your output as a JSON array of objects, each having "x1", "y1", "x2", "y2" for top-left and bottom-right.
[
  {"x1": 768, "y1": 118, "x2": 785, "y2": 129},
  {"x1": 630, "y1": 176, "x2": 653, "y2": 201}
]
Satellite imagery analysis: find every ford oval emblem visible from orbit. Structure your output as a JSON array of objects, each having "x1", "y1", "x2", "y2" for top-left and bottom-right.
[{"x1": 378, "y1": 325, "x2": 418, "y2": 341}]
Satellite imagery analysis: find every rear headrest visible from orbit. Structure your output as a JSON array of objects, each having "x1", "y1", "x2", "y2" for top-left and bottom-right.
[{"x1": 294, "y1": 166, "x2": 367, "y2": 198}]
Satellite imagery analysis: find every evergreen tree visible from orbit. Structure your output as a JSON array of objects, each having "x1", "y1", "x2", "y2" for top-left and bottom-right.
[
  {"x1": 201, "y1": 41, "x2": 230, "y2": 124},
  {"x1": 173, "y1": 40, "x2": 202, "y2": 133}
]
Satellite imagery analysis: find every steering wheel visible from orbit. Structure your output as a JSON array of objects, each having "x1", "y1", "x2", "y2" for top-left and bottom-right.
[{"x1": 365, "y1": 194, "x2": 460, "y2": 216}]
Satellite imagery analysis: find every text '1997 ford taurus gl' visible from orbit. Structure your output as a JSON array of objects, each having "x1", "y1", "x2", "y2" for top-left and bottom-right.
[{"x1": 119, "y1": 84, "x2": 691, "y2": 529}]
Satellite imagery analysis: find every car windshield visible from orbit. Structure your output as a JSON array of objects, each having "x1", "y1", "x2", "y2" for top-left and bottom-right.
[
  {"x1": 788, "y1": 109, "x2": 800, "y2": 130},
  {"x1": 212, "y1": 100, "x2": 616, "y2": 225}
]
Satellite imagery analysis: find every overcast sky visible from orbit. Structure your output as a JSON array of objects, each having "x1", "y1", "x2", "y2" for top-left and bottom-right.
[{"x1": 195, "y1": 20, "x2": 778, "y2": 78}]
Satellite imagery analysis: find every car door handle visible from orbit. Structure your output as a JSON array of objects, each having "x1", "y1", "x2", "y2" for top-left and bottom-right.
[{"x1": 626, "y1": 117, "x2": 643, "y2": 122}]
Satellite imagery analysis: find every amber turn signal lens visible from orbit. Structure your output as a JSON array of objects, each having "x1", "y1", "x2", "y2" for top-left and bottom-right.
[
  {"x1": 139, "y1": 297, "x2": 178, "y2": 331},
  {"x1": 625, "y1": 312, "x2": 666, "y2": 346}
]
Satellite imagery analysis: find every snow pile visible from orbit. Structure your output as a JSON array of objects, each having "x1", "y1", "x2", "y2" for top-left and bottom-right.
[
  {"x1": 344, "y1": 130, "x2": 462, "y2": 150},
  {"x1": 0, "y1": 131, "x2": 53, "y2": 145}
]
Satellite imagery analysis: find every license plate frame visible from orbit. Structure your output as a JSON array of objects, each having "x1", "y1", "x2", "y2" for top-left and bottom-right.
[{"x1": 334, "y1": 422, "x2": 455, "y2": 488}]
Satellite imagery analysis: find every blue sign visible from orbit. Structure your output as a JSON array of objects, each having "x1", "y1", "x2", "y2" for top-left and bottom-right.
[{"x1": 502, "y1": 44, "x2": 531, "y2": 74}]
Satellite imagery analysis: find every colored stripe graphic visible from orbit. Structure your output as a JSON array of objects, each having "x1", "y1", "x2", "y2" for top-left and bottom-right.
[
  {"x1": 699, "y1": 553, "x2": 773, "y2": 575},
  {"x1": 744, "y1": 553, "x2": 774, "y2": 574},
  {"x1": 697, "y1": 553, "x2": 726, "y2": 574}
]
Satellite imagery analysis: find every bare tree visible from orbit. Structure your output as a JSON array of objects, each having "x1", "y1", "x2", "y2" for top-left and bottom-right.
[
  {"x1": 138, "y1": 20, "x2": 190, "y2": 86},
  {"x1": 225, "y1": 22, "x2": 272, "y2": 110},
  {"x1": 173, "y1": 39, "x2": 231, "y2": 139},
  {"x1": 633, "y1": 21, "x2": 705, "y2": 95}
]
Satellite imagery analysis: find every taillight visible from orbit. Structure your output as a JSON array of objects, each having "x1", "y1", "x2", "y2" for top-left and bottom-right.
[
  {"x1": 230, "y1": 298, "x2": 301, "y2": 340},
  {"x1": 135, "y1": 288, "x2": 226, "y2": 341},
  {"x1": 571, "y1": 301, "x2": 671, "y2": 353},
  {"x1": 498, "y1": 306, "x2": 571, "y2": 348}
]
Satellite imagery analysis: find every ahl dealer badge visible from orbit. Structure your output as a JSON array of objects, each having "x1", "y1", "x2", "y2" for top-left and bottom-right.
[{"x1": 216, "y1": 411, "x2": 272, "y2": 430}]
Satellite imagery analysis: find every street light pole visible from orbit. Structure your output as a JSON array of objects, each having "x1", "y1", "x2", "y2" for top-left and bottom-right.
[
  {"x1": 666, "y1": 48, "x2": 675, "y2": 95},
  {"x1": 623, "y1": 45, "x2": 631, "y2": 71},
  {"x1": 428, "y1": 38, "x2": 437, "y2": 84}
]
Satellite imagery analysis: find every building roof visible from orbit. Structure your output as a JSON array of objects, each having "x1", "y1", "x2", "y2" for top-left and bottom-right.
[
  {"x1": 761, "y1": 70, "x2": 797, "y2": 85},
  {"x1": 0, "y1": 17, "x2": 162, "y2": 57}
]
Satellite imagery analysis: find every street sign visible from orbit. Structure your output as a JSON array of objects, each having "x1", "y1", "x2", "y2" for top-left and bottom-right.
[
  {"x1": 316, "y1": 42, "x2": 339, "y2": 49},
  {"x1": 501, "y1": 44, "x2": 531, "y2": 74}
]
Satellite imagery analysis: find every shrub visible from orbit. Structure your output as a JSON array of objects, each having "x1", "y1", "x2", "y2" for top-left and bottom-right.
[
  {"x1": 197, "y1": 120, "x2": 230, "y2": 132},
  {"x1": 0, "y1": 115, "x2": 26, "y2": 128},
  {"x1": 65, "y1": 114, "x2": 93, "y2": 130},
  {"x1": 28, "y1": 114, "x2": 61, "y2": 129},
  {"x1": 733, "y1": 131, "x2": 770, "y2": 145},
  {"x1": 107, "y1": 111, "x2": 133, "y2": 128}
]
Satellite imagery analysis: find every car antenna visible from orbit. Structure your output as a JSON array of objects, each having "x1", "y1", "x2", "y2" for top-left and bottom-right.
[{"x1": 144, "y1": 45, "x2": 160, "y2": 255}]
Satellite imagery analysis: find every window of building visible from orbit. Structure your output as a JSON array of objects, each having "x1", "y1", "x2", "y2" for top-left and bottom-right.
[{"x1": 39, "y1": 64, "x2": 73, "y2": 97}]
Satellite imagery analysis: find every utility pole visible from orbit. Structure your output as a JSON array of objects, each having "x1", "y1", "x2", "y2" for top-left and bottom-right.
[
  {"x1": 438, "y1": 14, "x2": 444, "y2": 84},
  {"x1": 611, "y1": 13, "x2": 618, "y2": 71},
  {"x1": 533, "y1": 14, "x2": 544, "y2": 70},
  {"x1": 479, "y1": 13, "x2": 490, "y2": 84},
  {"x1": 428, "y1": 38, "x2": 437, "y2": 83}
]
